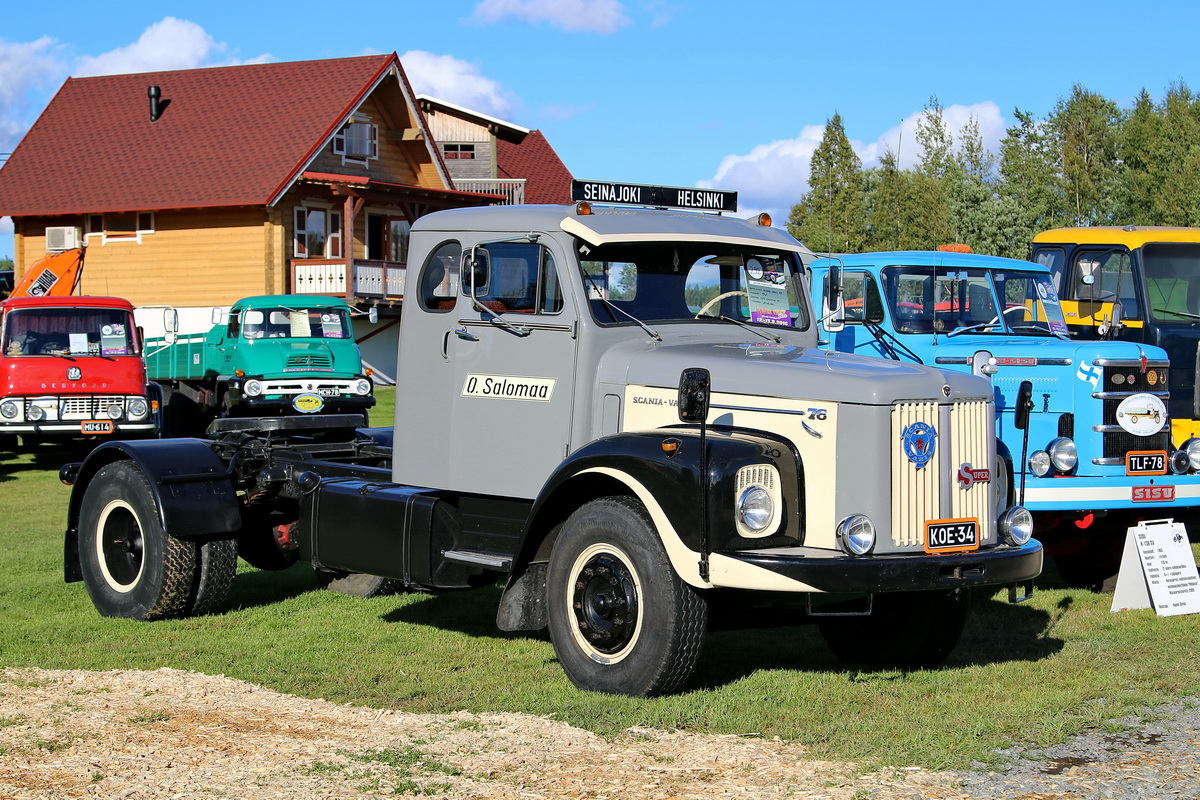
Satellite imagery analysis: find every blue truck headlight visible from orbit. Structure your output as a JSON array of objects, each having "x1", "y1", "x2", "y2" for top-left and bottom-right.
[
  {"x1": 1184, "y1": 438, "x2": 1200, "y2": 471},
  {"x1": 354, "y1": 378, "x2": 372, "y2": 396},
  {"x1": 998, "y1": 506, "x2": 1034, "y2": 546},
  {"x1": 243, "y1": 379, "x2": 263, "y2": 397},
  {"x1": 127, "y1": 397, "x2": 149, "y2": 419},
  {"x1": 1028, "y1": 450, "x2": 1051, "y2": 477},
  {"x1": 836, "y1": 514, "x2": 876, "y2": 556},
  {"x1": 0, "y1": 401, "x2": 19, "y2": 420},
  {"x1": 1047, "y1": 437, "x2": 1077, "y2": 472}
]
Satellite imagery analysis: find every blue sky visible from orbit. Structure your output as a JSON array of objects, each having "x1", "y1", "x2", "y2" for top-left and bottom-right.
[{"x1": 2, "y1": 0, "x2": 1199, "y2": 260}]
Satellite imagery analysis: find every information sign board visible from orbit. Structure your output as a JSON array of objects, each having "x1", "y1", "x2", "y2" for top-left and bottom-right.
[{"x1": 1110, "y1": 519, "x2": 1200, "y2": 616}]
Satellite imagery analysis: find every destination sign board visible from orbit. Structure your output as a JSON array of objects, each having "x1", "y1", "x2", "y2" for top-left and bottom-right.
[{"x1": 571, "y1": 180, "x2": 738, "y2": 212}]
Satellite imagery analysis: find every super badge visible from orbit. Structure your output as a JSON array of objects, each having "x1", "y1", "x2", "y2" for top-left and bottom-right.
[{"x1": 902, "y1": 421, "x2": 937, "y2": 468}]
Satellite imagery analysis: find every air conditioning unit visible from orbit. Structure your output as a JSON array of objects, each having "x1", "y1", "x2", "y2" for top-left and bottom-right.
[{"x1": 45, "y1": 226, "x2": 82, "y2": 251}]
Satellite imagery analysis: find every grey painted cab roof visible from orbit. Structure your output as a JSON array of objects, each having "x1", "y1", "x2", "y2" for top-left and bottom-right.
[{"x1": 413, "y1": 203, "x2": 814, "y2": 257}]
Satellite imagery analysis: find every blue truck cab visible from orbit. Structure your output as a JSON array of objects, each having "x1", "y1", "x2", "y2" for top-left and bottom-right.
[{"x1": 808, "y1": 250, "x2": 1200, "y2": 587}]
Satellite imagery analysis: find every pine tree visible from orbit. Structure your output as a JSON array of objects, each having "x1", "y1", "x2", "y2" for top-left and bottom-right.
[{"x1": 786, "y1": 113, "x2": 865, "y2": 253}]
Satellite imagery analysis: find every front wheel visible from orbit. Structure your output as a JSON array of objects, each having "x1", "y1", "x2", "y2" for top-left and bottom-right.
[
  {"x1": 818, "y1": 589, "x2": 970, "y2": 670},
  {"x1": 546, "y1": 496, "x2": 707, "y2": 697},
  {"x1": 78, "y1": 462, "x2": 199, "y2": 620}
]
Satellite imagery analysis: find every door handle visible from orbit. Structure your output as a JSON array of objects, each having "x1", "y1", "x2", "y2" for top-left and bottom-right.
[{"x1": 454, "y1": 328, "x2": 478, "y2": 342}]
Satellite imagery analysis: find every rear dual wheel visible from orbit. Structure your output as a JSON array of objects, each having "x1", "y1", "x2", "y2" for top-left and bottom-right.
[{"x1": 78, "y1": 461, "x2": 236, "y2": 619}]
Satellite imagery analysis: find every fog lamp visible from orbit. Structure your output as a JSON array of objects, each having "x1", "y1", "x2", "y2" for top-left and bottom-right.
[{"x1": 836, "y1": 514, "x2": 876, "y2": 556}]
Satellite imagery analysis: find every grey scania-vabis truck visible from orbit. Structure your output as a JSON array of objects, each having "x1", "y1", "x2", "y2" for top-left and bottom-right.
[{"x1": 60, "y1": 183, "x2": 1042, "y2": 697}]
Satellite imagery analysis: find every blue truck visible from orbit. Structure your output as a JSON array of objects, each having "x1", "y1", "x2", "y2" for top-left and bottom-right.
[{"x1": 808, "y1": 250, "x2": 1200, "y2": 588}]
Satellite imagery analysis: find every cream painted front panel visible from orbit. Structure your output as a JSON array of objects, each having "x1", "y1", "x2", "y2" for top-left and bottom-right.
[{"x1": 623, "y1": 385, "x2": 841, "y2": 548}]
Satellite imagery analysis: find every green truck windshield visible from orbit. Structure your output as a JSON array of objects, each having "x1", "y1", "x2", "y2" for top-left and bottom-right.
[{"x1": 233, "y1": 307, "x2": 351, "y2": 340}]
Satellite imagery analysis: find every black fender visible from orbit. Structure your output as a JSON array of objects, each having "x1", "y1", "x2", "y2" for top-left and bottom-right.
[
  {"x1": 496, "y1": 426, "x2": 801, "y2": 631},
  {"x1": 63, "y1": 438, "x2": 242, "y2": 582}
]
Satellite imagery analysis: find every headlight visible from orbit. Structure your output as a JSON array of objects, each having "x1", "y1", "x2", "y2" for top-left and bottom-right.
[
  {"x1": 1047, "y1": 437, "x2": 1077, "y2": 472},
  {"x1": 1028, "y1": 450, "x2": 1051, "y2": 477},
  {"x1": 243, "y1": 379, "x2": 263, "y2": 397},
  {"x1": 27, "y1": 404, "x2": 45, "y2": 422},
  {"x1": 127, "y1": 397, "x2": 149, "y2": 419},
  {"x1": 998, "y1": 506, "x2": 1034, "y2": 546},
  {"x1": 355, "y1": 378, "x2": 372, "y2": 396},
  {"x1": 1170, "y1": 449, "x2": 1191, "y2": 475},
  {"x1": 106, "y1": 403, "x2": 124, "y2": 420},
  {"x1": 836, "y1": 514, "x2": 876, "y2": 556},
  {"x1": 0, "y1": 401, "x2": 18, "y2": 420},
  {"x1": 1184, "y1": 438, "x2": 1200, "y2": 471},
  {"x1": 736, "y1": 486, "x2": 774, "y2": 533}
]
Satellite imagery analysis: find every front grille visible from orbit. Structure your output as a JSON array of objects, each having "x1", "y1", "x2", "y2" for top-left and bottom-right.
[
  {"x1": 891, "y1": 400, "x2": 992, "y2": 547},
  {"x1": 286, "y1": 354, "x2": 333, "y2": 368},
  {"x1": 1098, "y1": 363, "x2": 1171, "y2": 459},
  {"x1": 58, "y1": 396, "x2": 124, "y2": 418}
]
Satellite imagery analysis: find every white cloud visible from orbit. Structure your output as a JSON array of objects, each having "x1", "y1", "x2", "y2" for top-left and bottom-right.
[
  {"x1": 73, "y1": 18, "x2": 271, "y2": 77},
  {"x1": 699, "y1": 101, "x2": 1008, "y2": 224},
  {"x1": 0, "y1": 36, "x2": 67, "y2": 152},
  {"x1": 472, "y1": 0, "x2": 631, "y2": 33},
  {"x1": 401, "y1": 50, "x2": 516, "y2": 120}
]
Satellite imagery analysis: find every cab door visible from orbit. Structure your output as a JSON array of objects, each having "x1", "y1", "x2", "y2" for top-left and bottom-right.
[{"x1": 448, "y1": 240, "x2": 578, "y2": 499}]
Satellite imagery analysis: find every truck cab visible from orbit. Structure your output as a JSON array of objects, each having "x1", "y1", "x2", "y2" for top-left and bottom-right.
[
  {"x1": 0, "y1": 295, "x2": 156, "y2": 443},
  {"x1": 1032, "y1": 227, "x2": 1200, "y2": 446},
  {"x1": 62, "y1": 186, "x2": 1042, "y2": 697},
  {"x1": 142, "y1": 294, "x2": 375, "y2": 429},
  {"x1": 810, "y1": 250, "x2": 1200, "y2": 587}
]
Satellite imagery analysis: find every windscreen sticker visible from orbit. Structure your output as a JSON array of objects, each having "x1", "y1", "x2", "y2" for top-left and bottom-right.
[
  {"x1": 100, "y1": 323, "x2": 127, "y2": 355},
  {"x1": 745, "y1": 257, "x2": 791, "y2": 326},
  {"x1": 321, "y1": 313, "x2": 344, "y2": 338},
  {"x1": 462, "y1": 374, "x2": 556, "y2": 402}
]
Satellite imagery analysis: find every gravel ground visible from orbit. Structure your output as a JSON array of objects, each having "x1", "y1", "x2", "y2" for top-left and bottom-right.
[{"x1": 0, "y1": 667, "x2": 1196, "y2": 799}]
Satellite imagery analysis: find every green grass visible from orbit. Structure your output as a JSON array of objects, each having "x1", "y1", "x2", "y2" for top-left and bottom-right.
[{"x1": 3, "y1": 419, "x2": 1200, "y2": 770}]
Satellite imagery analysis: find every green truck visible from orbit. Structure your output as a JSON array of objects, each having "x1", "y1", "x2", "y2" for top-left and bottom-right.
[{"x1": 144, "y1": 295, "x2": 375, "y2": 434}]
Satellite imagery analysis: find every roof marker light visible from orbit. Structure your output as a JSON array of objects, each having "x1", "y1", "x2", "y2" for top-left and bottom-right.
[
  {"x1": 754, "y1": 212, "x2": 771, "y2": 227},
  {"x1": 575, "y1": 201, "x2": 592, "y2": 216}
]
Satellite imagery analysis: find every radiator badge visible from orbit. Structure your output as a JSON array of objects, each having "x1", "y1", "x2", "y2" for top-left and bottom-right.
[
  {"x1": 957, "y1": 463, "x2": 991, "y2": 488},
  {"x1": 66, "y1": 366, "x2": 82, "y2": 380},
  {"x1": 902, "y1": 421, "x2": 937, "y2": 468}
]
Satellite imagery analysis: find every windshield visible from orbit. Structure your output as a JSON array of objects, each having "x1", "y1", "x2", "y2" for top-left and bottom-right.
[
  {"x1": 1143, "y1": 242, "x2": 1200, "y2": 323},
  {"x1": 578, "y1": 242, "x2": 809, "y2": 329},
  {"x1": 3, "y1": 306, "x2": 138, "y2": 356},
  {"x1": 880, "y1": 266, "x2": 1068, "y2": 337},
  {"x1": 238, "y1": 307, "x2": 351, "y2": 340}
]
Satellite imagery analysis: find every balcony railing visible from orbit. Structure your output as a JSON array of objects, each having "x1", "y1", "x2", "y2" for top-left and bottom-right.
[
  {"x1": 454, "y1": 178, "x2": 526, "y2": 205},
  {"x1": 291, "y1": 259, "x2": 406, "y2": 300}
]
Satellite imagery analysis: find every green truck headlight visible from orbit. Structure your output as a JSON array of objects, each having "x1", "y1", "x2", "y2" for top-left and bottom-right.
[
  {"x1": 243, "y1": 380, "x2": 263, "y2": 397},
  {"x1": 354, "y1": 378, "x2": 372, "y2": 395}
]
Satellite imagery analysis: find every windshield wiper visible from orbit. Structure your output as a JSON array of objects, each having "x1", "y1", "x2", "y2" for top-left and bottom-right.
[
  {"x1": 946, "y1": 322, "x2": 1000, "y2": 337},
  {"x1": 582, "y1": 272, "x2": 660, "y2": 340},
  {"x1": 470, "y1": 297, "x2": 531, "y2": 337},
  {"x1": 1153, "y1": 308, "x2": 1200, "y2": 321},
  {"x1": 702, "y1": 314, "x2": 782, "y2": 343}
]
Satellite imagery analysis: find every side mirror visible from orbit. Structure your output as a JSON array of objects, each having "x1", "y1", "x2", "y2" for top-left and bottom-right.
[
  {"x1": 368, "y1": 307, "x2": 379, "y2": 324},
  {"x1": 163, "y1": 308, "x2": 179, "y2": 334},
  {"x1": 677, "y1": 368, "x2": 711, "y2": 424},
  {"x1": 822, "y1": 260, "x2": 846, "y2": 333},
  {"x1": 465, "y1": 247, "x2": 489, "y2": 297},
  {"x1": 1014, "y1": 380, "x2": 1033, "y2": 431}
]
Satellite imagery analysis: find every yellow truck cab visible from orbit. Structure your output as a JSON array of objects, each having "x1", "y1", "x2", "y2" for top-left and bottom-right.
[{"x1": 1032, "y1": 227, "x2": 1200, "y2": 446}]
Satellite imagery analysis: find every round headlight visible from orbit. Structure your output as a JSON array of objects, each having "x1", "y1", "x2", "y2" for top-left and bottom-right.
[
  {"x1": 106, "y1": 403, "x2": 124, "y2": 420},
  {"x1": 27, "y1": 404, "x2": 45, "y2": 421},
  {"x1": 355, "y1": 378, "x2": 372, "y2": 396},
  {"x1": 127, "y1": 397, "x2": 149, "y2": 419},
  {"x1": 998, "y1": 506, "x2": 1034, "y2": 546},
  {"x1": 0, "y1": 400, "x2": 18, "y2": 419},
  {"x1": 736, "y1": 486, "x2": 774, "y2": 533},
  {"x1": 243, "y1": 379, "x2": 263, "y2": 397},
  {"x1": 1184, "y1": 437, "x2": 1200, "y2": 471},
  {"x1": 1028, "y1": 450, "x2": 1051, "y2": 478},
  {"x1": 836, "y1": 514, "x2": 876, "y2": 556},
  {"x1": 1048, "y1": 437, "x2": 1077, "y2": 472}
]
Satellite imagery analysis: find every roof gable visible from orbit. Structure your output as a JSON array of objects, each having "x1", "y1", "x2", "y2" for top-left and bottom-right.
[
  {"x1": 496, "y1": 130, "x2": 573, "y2": 204},
  {"x1": 0, "y1": 54, "x2": 439, "y2": 217}
]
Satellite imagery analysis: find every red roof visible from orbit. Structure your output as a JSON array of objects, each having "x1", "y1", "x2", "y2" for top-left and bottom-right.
[
  {"x1": 0, "y1": 54, "x2": 412, "y2": 217},
  {"x1": 496, "y1": 130, "x2": 574, "y2": 204}
]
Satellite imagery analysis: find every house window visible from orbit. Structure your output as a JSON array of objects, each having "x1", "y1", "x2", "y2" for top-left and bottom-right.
[
  {"x1": 85, "y1": 211, "x2": 155, "y2": 242},
  {"x1": 333, "y1": 120, "x2": 378, "y2": 162},
  {"x1": 443, "y1": 143, "x2": 476, "y2": 160},
  {"x1": 294, "y1": 206, "x2": 342, "y2": 258}
]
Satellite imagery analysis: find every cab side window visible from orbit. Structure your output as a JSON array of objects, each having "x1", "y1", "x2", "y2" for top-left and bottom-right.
[
  {"x1": 418, "y1": 241, "x2": 462, "y2": 313},
  {"x1": 841, "y1": 271, "x2": 884, "y2": 324},
  {"x1": 1073, "y1": 249, "x2": 1140, "y2": 319},
  {"x1": 1033, "y1": 247, "x2": 1066, "y2": 297},
  {"x1": 473, "y1": 242, "x2": 563, "y2": 315}
]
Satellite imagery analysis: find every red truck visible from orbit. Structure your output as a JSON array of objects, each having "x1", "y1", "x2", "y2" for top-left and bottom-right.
[{"x1": 0, "y1": 294, "x2": 158, "y2": 445}]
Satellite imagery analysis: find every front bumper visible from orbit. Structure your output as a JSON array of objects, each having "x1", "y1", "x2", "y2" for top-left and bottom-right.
[
  {"x1": 0, "y1": 421, "x2": 157, "y2": 435},
  {"x1": 233, "y1": 394, "x2": 376, "y2": 415},
  {"x1": 725, "y1": 540, "x2": 1043, "y2": 594}
]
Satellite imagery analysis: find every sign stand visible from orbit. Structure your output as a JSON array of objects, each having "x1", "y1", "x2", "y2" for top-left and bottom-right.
[{"x1": 1110, "y1": 518, "x2": 1200, "y2": 616}]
